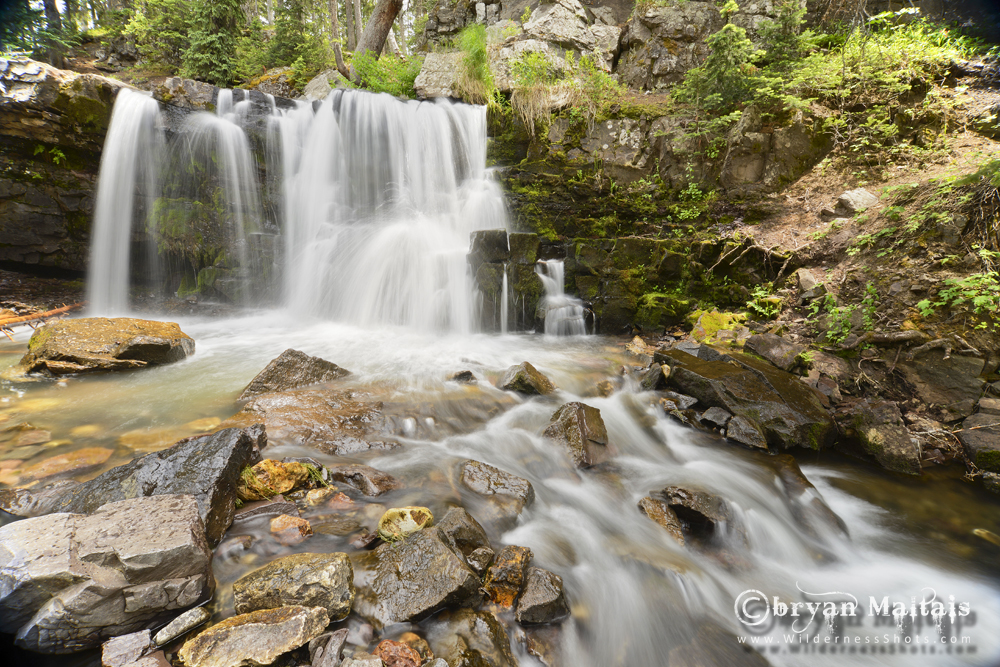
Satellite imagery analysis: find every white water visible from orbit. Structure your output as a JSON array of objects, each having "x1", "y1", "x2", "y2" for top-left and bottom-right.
[
  {"x1": 86, "y1": 89, "x2": 163, "y2": 313},
  {"x1": 501, "y1": 265, "x2": 509, "y2": 335},
  {"x1": 536, "y1": 260, "x2": 588, "y2": 335}
]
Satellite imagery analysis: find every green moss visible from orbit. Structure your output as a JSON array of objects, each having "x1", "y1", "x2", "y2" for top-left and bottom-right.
[
  {"x1": 687, "y1": 309, "x2": 747, "y2": 342},
  {"x1": 27, "y1": 328, "x2": 52, "y2": 352},
  {"x1": 976, "y1": 450, "x2": 1000, "y2": 474}
]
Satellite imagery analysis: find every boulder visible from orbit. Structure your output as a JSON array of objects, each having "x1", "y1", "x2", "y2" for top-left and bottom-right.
[
  {"x1": 301, "y1": 68, "x2": 351, "y2": 101},
  {"x1": 725, "y1": 415, "x2": 767, "y2": 450},
  {"x1": 239, "y1": 348, "x2": 351, "y2": 400},
  {"x1": 424, "y1": 608, "x2": 516, "y2": 667},
  {"x1": 483, "y1": 545, "x2": 532, "y2": 607},
  {"x1": 355, "y1": 527, "x2": 481, "y2": 628},
  {"x1": 414, "y1": 52, "x2": 464, "y2": 99},
  {"x1": 638, "y1": 496, "x2": 685, "y2": 545},
  {"x1": 839, "y1": 400, "x2": 921, "y2": 475},
  {"x1": 235, "y1": 387, "x2": 393, "y2": 455},
  {"x1": 651, "y1": 485, "x2": 737, "y2": 545},
  {"x1": 542, "y1": 402, "x2": 610, "y2": 467},
  {"x1": 899, "y1": 350, "x2": 985, "y2": 422},
  {"x1": 19, "y1": 318, "x2": 195, "y2": 375},
  {"x1": 460, "y1": 460, "x2": 535, "y2": 509},
  {"x1": 233, "y1": 552, "x2": 354, "y2": 621},
  {"x1": 0, "y1": 495, "x2": 214, "y2": 653},
  {"x1": 326, "y1": 463, "x2": 402, "y2": 496},
  {"x1": 150, "y1": 77, "x2": 216, "y2": 111},
  {"x1": 516, "y1": 567, "x2": 570, "y2": 624},
  {"x1": 377, "y1": 506, "x2": 434, "y2": 543},
  {"x1": 178, "y1": 606, "x2": 329, "y2": 667},
  {"x1": 836, "y1": 188, "x2": 879, "y2": 215},
  {"x1": 435, "y1": 507, "x2": 493, "y2": 573},
  {"x1": 31, "y1": 425, "x2": 264, "y2": 545},
  {"x1": 743, "y1": 333, "x2": 807, "y2": 372},
  {"x1": 662, "y1": 349, "x2": 836, "y2": 450},
  {"x1": 497, "y1": 361, "x2": 556, "y2": 395},
  {"x1": 957, "y1": 413, "x2": 1000, "y2": 473}
]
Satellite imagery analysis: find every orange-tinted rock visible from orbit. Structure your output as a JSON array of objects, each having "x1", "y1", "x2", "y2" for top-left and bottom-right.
[
  {"x1": 374, "y1": 639, "x2": 422, "y2": 667},
  {"x1": 270, "y1": 514, "x2": 312, "y2": 546},
  {"x1": 483, "y1": 545, "x2": 532, "y2": 607},
  {"x1": 638, "y1": 496, "x2": 685, "y2": 545},
  {"x1": 397, "y1": 632, "x2": 433, "y2": 661},
  {"x1": 18, "y1": 447, "x2": 113, "y2": 481}
]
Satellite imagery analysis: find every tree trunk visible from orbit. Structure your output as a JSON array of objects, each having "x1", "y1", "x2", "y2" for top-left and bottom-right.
[
  {"x1": 329, "y1": 0, "x2": 350, "y2": 78},
  {"x1": 346, "y1": 0, "x2": 356, "y2": 50},
  {"x1": 64, "y1": 0, "x2": 79, "y2": 31},
  {"x1": 350, "y1": 0, "x2": 403, "y2": 82},
  {"x1": 385, "y1": 26, "x2": 402, "y2": 57},
  {"x1": 352, "y1": 0, "x2": 363, "y2": 48},
  {"x1": 42, "y1": 0, "x2": 65, "y2": 68},
  {"x1": 266, "y1": 0, "x2": 273, "y2": 24}
]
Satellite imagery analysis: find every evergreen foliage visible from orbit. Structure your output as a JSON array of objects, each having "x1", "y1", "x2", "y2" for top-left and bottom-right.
[
  {"x1": 0, "y1": 0, "x2": 44, "y2": 53},
  {"x1": 181, "y1": 0, "x2": 245, "y2": 86}
]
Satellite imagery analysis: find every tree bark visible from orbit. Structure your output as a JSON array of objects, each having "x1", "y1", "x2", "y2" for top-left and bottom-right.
[
  {"x1": 266, "y1": 0, "x2": 273, "y2": 24},
  {"x1": 385, "y1": 26, "x2": 402, "y2": 57},
  {"x1": 42, "y1": 0, "x2": 65, "y2": 68},
  {"x1": 353, "y1": 0, "x2": 363, "y2": 49},
  {"x1": 329, "y1": 0, "x2": 350, "y2": 78},
  {"x1": 349, "y1": 0, "x2": 403, "y2": 82},
  {"x1": 346, "y1": 0, "x2": 356, "y2": 49}
]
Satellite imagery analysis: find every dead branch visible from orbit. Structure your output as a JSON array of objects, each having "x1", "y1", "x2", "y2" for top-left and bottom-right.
[
  {"x1": 0, "y1": 303, "x2": 84, "y2": 329},
  {"x1": 841, "y1": 329, "x2": 927, "y2": 351}
]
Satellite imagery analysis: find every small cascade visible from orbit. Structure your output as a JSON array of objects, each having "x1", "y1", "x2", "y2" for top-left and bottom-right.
[
  {"x1": 536, "y1": 260, "x2": 589, "y2": 335},
  {"x1": 500, "y1": 264, "x2": 509, "y2": 334},
  {"x1": 86, "y1": 89, "x2": 163, "y2": 314}
]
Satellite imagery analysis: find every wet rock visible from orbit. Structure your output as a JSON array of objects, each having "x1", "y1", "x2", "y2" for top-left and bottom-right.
[
  {"x1": 497, "y1": 362, "x2": 555, "y2": 395},
  {"x1": 659, "y1": 391, "x2": 699, "y2": 411},
  {"x1": 725, "y1": 415, "x2": 768, "y2": 450},
  {"x1": 342, "y1": 653, "x2": 384, "y2": 667},
  {"x1": 639, "y1": 363, "x2": 670, "y2": 391},
  {"x1": 836, "y1": 188, "x2": 878, "y2": 215},
  {"x1": 233, "y1": 552, "x2": 354, "y2": 621},
  {"x1": 899, "y1": 350, "x2": 985, "y2": 422},
  {"x1": 178, "y1": 606, "x2": 328, "y2": 667},
  {"x1": 957, "y1": 413, "x2": 1000, "y2": 473},
  {"x1": 35, "y1": 426, "x2": 263, "y2": 545},
  {"x1": 237, "y1": 458, "x2": 313, "y2": 501},
  {"x1": 435, "y1": 507, "x2": 492, "y2": 570},
  {"x1": 508, "y1": 233, "x2": 539, "y2": 265},
  {"x1": 983, "y1": 473, "x2": 1000, "y2": 495},
  {"x1": 667, "y1": 408, "x2": 708, "y2": 431},
  {"x1": 0, "y1": 480, "x2": 78, "y2": 516},
  {"x1": 653, "y1": 486, "x2": 734, "y2": 544},
  {"x1": 424, "y1": 608, "x2": 515, "y2": 667},
  {"x1": 460, "y1": 460, "x2": 535, "y2": 509},
  {"x1": 102, "y1": 630, "x2": 152, "y2": 667},
  {"x1": 375, "y1": 639, "x2": 422, "y2": 667},
  {"x1": 0, "y1": 495, "x2": 213, "y2": 653},
  {"x1": 743, "y1": 334, "x2": 807, "y2": 372},
  {"x1": 19, "y1": 318, "x2": 195, "y2": 375},
  {"x1": 669, "y1": 621, "x2": 770, "y2": 667},
  {"x1": 515, "y1": 568, "x2": 569, "y2": 625},
  {"x1": 765, "y1": 454, "x2": 848, "y2": 540},
  {"x1": 524, "y1": 625, "x2": 562, "y2": 667},
  {"x1": 637, "y1": 496, "x2": 685, "y2": 545},
  {"x1": 239, "y1": 348, "x2": 351, "y2": 401},
  {"x1": 542, "y1": 402, "x2": 610, "y2": 468},
  {"x1": 449, "y1": 370, "x2": 477, "y2": 384},
  {"x1": 236, "y1": 388, "x2": 393, "y2": 455},
  {"x1": 469, "y1": 229, "x2": 510, "y2": 268},
  {"x1": 625, "y1": 336, "x2": 654, "y2": 364},
  {"x1": 839, "y1": 400, "x2": 921, "y2": 475},
  {"x1": 14, "y1": 446, "x2": 113, "y2": 483},
  {"x1": 700, "y1": 407, "x2": 732, "y2": 429},
  {"x1": 327, "y1": 464, "x2": 402, "y2": 496},
  {"x1": 152, "y1": 606, "x2": 210, "y2": 646},
  {"x1": 662, "y1": 349, "x2": 835, "y2": 450},
  {"x1": 270, "y1": 514, "x2": 313, "y2": 545},
  {"x1": 356, "y1": 527, "x2": 481, "y2": 628},
  {"x1": 483, "y1": 545, "x2": 532, "y2": 608},
  {"x1": 233, "y1": 494, "x2": 299, "y2": 522},
  {"x1": 378, "y1": 506, "x2": 434, "y2": 543},
  {"x1": 309, "y1": 628, "x2": 349, "y2": 667}
]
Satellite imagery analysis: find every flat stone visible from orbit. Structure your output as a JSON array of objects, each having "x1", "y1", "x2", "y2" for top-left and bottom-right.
[
  {"x1": 178, "y1": 606, "x2": 328, "y2": 667},
  {"x1": 899, "y1": 350, "x2": 985, "y2": 422},
  {"x1": 497, "y1": 361, "x2": 556, "y2": 395},
  {"x1": 233, "y1": 494, "x2": 299, "y2": 522},
  {"x1": 326, "y1": 463, "x2": 402, "y2": 496},
  {"x1": 516, "y1": 567, "x2": 570, "y2": 624},
  {"x1": 19, "y1": 318, "x2": 194, "y2": 375},
  {"x1": 460, "y1": 460, "x2": 535, "y2": 508},
  {"x1": 542, "y1": 402, "x2": 610, "y2": 468},
  {"x1": 233, "y1": 552, "x2": 354, "y2": 621},
  {"x1": 700, "y1": 407, "x2": 732, "y2": 428},
  {"x1": 153, "y1": 606, "x2": 210, "y2": 646},
  {"x1": 102, "y1": 630, "x2": 152, "y2": 667},
  {"x1": 743, "y1": 333, "x2": 807, "y2": 372},
  {"x1": 837, "y1": 188, "x2": 878, "y2": 214},
  {"x1": 957, "y1": 413, "x2": 1000, "y2": 473},
  {"x1": 979, "y1": 398, "x2": 1000, "y2": 416},
  {"x1": 840, "y1": 400, "x2": 921, "y2": 475},
  {"x1": 0, "y1": 495, "x2": 213, "y2": 653},
  {"x1": 239, "y1": 348, "x2": 351, "y2": 401},
  {"x1": 725, "y1": 415, "x2": 768, "y2": 450},
  {"x1": 483, "y1": 545, "x2": 532, "y2": 608}
]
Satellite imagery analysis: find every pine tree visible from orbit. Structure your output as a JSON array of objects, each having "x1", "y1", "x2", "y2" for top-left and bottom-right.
[{"x1": 182, "y1": 0, "x2": 245, "y2": 86}]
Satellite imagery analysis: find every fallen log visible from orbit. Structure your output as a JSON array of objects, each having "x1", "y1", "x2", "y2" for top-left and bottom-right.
[{"x1": 0, "y1": 303, "x2": 85, "y2": 335}]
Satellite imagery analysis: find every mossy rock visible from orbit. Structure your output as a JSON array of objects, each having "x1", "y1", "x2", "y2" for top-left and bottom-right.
[{"x1": 687, "y1": 310, "x2": 747, "y2": 342}]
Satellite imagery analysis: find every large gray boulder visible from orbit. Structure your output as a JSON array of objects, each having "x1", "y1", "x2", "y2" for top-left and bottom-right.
[
  {"x1": 239, "y1": 348, "x2": 351, "y2": 400},
  {"x1": 233, "y1": 552, "x2": 355, "y2": 621},
  {"x1": 414, "y1": 52, "x2": 464, "y2": 99},
  {"x1": 0, "y1": 494, "x2": 214, "y2": 653},
  {"x1": 21, "y1": 425, "x2": 265, "y2": 545}
]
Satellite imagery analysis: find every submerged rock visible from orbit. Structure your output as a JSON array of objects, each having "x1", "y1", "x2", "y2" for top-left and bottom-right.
[
  {"x1": 424, "y1": 608, "x2": 516, "y2": 667},
  {"x1": 32, "y1": 425, "x2": 264, "y2": 545},
  {"x1": 0, "y1": 495, "x2": 213, "y2": 653},
  {"x1": 239, "y1": 348, "x2": 351, "y2": 400},
  {"x1": 178, "y1": 606, "x2": 328, "y2": 667},
  {"x1": 18, "y1": 317, "x2": 195, "y2": 375},
  {"x1": 516, "y1": 568, "x2": 570, "y2": 625},
  {"x1": 637, "y1": 496, "x2": 685, "y2": 545},
  {"x1": 483, "y1": 545, "x2": 532, "y2": 608},
  {"x1": 543, "y1": 402, "x2": 610, "y2": 467},
  {"x1": 326, "y1": 463, "x2": 402, "y2": 496},
  {"x1": 497, "y1": 362, "x2": 556, "y2": 395},
  {"x1": 233, "y1": 552, "x2": 354, "y2": 621},
  {"x1": 378, "y1": 506, "x2": 434, "y2": 543},
  {"x1": 460, "y1": 460, "x2": 535, "y2": 509},
  {"x1": 356, "y1": 527, "x2": 481, "y2": 628},
  {"x1": 435, "y1": 507, "x2": 493, "y2": 573}
]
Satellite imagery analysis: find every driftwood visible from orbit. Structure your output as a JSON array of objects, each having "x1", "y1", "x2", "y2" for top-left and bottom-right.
[
  {"x1": 0, "y1": 302, "x2": 85, "y2": 340},
  {"x1": 841, "y1": 329, "x2": 927, "y2": 351},
  {"x1": 906, "y1": 335, "x2": 981, "y2": 361}
]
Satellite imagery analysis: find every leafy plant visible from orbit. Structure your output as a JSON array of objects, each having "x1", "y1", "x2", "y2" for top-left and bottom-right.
[
  {"x1": 746, "y1": 283, "x2": 782, "y2": 319},
  {"x1": 353, "y1": 53, "x2": 424, "y2": 98}
]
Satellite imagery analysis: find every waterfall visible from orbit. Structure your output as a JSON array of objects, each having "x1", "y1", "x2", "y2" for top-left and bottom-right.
[
  {"x1": 536, "y1": 260, "x2": 588, "y2": 335},
  {"x1": 500, "y1": 265, "x2": 509, "y2": 335},
  {"x1": 86, "y1": 89, "x2": 163, "y2": 314}
]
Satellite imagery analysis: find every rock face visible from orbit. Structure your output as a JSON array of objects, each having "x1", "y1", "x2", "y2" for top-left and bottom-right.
[
  {"x1": 662, "y1": 349, "x2": 836, "y2": 450},
  {"x1": 497, "y1": 362, "x2": 556, "y2": 395},
  {"x1": 239, "y1": 348, "x2": 351, "y2": 400},
  {"x1": 516, "y1": 567, "x2": 569, "y2": 624},
  {"x1": 178, "y1": 606, "x2": 329, "y2": 667},
  {"x1": 899, "y1": 350, "x2": 985, "y2": 422},
  {"x1": 357, "y1": 527, "x2": 482, "y2": 628},
  {"x1": 414, "y1": 52, "x2": 465, "y2": 99},
  {"x1": 0, "y1": 495, "x2": 214, "y2": 653},
  {"x1": 37, "y1": 425, "x2": 264, "y2": 545},
  {"x1": 233, "y1": 552, "x2": 355, "y2": 621},
  {"x1": 234, "y1": 388, "x2": 392, "y2": 455},
  {"x1": 839, "y1": 400, "x2": 921, "y2": 475},
  {"x1": 19, "y1": 318, "x2": 195, "y2": 375},
  {"x1": 543, "y1": 402, "x2": 610, "y2": 467}
]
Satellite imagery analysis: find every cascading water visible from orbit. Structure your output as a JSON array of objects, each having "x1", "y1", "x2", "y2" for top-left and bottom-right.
[
  {"x1": 536, "y1": 259, "x2": 588, "y2": 335},
  {"x1": 86, "y1": 89, "x2": 163, "y2": 314}
]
